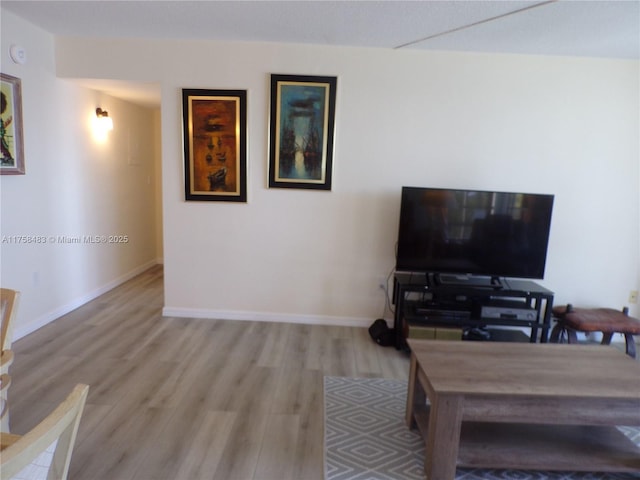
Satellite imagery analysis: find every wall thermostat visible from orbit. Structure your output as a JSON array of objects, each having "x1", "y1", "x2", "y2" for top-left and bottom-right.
[{"x1": 9, "y1": 45, "x2": 27, "y2": 65}]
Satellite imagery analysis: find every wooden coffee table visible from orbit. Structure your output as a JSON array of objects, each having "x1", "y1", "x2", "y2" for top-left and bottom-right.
[{"x1": 405, "y1": 339, "x2": 640, "y2": 479}]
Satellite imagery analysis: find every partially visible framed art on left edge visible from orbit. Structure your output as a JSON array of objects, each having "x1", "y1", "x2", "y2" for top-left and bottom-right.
[
  {"x1": 1, "y1": 73, "x2": 25, "y2": 175},
  {"x1": 269, "y1": 74, "x2": 337, "y2": 190},
  {"x1": 182, "y1": 89, "x2": 247, "y2": 202}
]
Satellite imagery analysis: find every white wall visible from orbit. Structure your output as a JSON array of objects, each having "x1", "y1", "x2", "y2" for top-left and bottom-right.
[
  {"x1": 152, "y1": 109, "x2": 164, "y2": 262},
  {"x1": 0, "y1": 11, "x2": 161, "y2": 338},
  {"x1": 34, "y1": 32, "x2": 640, "y2": 325}
]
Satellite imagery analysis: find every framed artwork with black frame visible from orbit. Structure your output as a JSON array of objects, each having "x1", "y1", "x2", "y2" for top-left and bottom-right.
[
  {"x1": 182, "y1": 89, "x2": 247, "y2": 202},
  {"x1": 269, "y1": 74, "x2": 337, "y2": 190},
  {"x1": 1, "y1": 73, "x2": 25, "y2": 175}
]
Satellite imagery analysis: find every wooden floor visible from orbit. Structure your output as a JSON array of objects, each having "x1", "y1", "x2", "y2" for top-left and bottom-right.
[{"x1": 8, "y1": 265, "x2": 410, "y2": 480}]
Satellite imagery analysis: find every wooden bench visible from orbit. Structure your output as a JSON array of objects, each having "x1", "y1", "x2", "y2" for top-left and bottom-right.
[{"x1": 550, "y1": 304, "x2": 640, "y2": 358}]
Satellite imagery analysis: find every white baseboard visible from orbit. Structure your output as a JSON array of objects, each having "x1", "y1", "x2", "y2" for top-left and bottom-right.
[
  {"x1": 14, "y1": 259, "x2": 159, "y2": 340},
  {"x1": 162, "y1": 306, "x2": 378, "y2": 328}
]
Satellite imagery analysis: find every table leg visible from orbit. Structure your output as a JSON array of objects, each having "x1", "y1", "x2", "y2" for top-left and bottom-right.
[
  {"x1": 625, "y1": 333, "x2": 637, "y2": 358},
  {"x1": 601, "y1": 332, "x2": 614, "y2": 345},
  {"x1": 549, "y1": 323, "x2": 564, "y2": 343},
  {"x1": 425, "y1": 394, "x2": 463, "y2": 480},
  {"x1": 405, "y1": 352, "x2": 418, "y2": 428}
]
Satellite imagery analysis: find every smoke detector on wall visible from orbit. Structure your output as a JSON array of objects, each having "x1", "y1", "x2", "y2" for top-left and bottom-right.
[{"x1": 9, "y1": 45, "x2": 27, "y2": 65}]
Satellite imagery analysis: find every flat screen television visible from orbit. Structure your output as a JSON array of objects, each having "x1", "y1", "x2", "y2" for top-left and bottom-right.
[{"x1": 395, "y1": 186, "x2": 554, "y2": 282}]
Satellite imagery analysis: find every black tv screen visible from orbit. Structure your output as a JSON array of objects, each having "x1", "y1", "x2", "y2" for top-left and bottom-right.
[{"x1": 396, "y1": 187, "x2": 554, "y2": 280}]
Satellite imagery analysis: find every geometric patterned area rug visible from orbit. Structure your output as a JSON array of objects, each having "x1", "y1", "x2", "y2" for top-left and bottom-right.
[{"x1": 324, "y1": 376, "x2": 640, "y2": 480}]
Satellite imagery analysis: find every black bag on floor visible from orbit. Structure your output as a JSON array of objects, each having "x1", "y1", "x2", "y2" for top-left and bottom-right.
[{"x1": 368, "y1": 319, "x2": 394, "y2": 347}]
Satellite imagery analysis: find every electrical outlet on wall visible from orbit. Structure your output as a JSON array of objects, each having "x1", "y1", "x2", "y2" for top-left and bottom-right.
[{"x1": 629, "y1": 290, "x2": 638, "y2": 304}]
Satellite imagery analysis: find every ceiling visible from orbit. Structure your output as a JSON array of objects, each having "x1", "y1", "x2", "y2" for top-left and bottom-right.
[{"x1": 3, "y1": 0, "x2": 639, "y2": 107}]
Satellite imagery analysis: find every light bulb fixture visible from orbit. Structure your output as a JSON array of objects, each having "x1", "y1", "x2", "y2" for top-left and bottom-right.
[{"x1": 95, "y1": 107, "x2": 114, "y2": 131}]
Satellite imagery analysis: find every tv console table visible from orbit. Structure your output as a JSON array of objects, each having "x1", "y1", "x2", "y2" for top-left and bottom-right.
[{"x1": 393, "y1": 272, "x2": 554, "y2": 350}]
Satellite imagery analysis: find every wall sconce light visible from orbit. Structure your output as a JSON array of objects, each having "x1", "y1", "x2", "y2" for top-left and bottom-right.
[{"x1": 95, "y1": 108, "x2": 114, "y2": 131}]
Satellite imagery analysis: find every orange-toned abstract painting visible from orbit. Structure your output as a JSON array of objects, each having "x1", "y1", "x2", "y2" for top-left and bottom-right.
[{"x1": 182, "y1": 89, "x2": 247, "y2": 201}]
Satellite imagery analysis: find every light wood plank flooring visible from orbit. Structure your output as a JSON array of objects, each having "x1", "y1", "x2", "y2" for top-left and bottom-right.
[{"x1": 8, "y1": 265, "x2": 410, "y2": 480}]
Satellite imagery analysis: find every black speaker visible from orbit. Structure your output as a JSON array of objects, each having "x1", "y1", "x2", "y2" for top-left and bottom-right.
[{"x1": 368, "y1": 319, "x2": 394, "y2": 347}]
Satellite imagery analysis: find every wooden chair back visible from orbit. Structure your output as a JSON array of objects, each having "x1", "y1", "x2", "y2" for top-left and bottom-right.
[
  {"x1": 0, "y1": 384, "x2": 89, "y2": 480},
  {"x1": 1, "y1": 289, "x2": 19, "y2": 352},
  {"x1": 0, "y1": 288, "x2": 19, "y2": 432}
]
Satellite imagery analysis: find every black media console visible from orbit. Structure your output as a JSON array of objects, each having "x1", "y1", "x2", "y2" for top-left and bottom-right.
[{"x1": 393, "y1": 272, "x2": 554, "y2": 350}]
